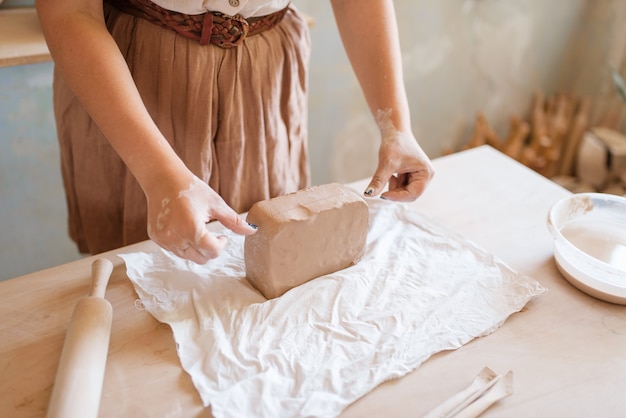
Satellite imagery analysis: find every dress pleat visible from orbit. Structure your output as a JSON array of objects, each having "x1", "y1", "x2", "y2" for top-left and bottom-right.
[{"x1": 53, "y1": 4, "x2": 311, "y2": 254}]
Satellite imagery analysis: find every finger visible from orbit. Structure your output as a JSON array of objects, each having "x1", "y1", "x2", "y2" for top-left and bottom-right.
[
  {"x1": 163, "y1": 240, "x2": 209, "y2": 264},
  {"x1": 192, "y1": 229, "x2": 228, "y2": 262},
  {"x1": 178, "y1": 245, "x2": 212, "y2": 264},
  {"x1": 381, "y1": 171, "x2": 430, "y2": 202},
  {"x1": 380, "y1": 188, "x2": 417, "y2": 202},
  {"x1": 164, "y1": 226, "x2": 228, "y2": 263},
  {"x1": 364, "y1": 164, "x2": 394, "y2": 198},
  {"x1": 158, "y1": 229, "x2": 222, "y2": 263},
  {"x1": 212, "y1": 203, "x2": 258, "y2": 236}
]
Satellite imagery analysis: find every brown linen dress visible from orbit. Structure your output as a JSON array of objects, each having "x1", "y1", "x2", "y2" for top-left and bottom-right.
[{"x1": 53, "y1": 4, "x2": 311, "y2": 254}]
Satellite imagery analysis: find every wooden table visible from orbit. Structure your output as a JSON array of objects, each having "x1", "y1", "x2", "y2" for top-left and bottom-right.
[
  {"x1": 1, "y1": 146, "x2": 625, "y2": 417},
  {"x1": 0, "y1": 8, "x2": 51, "y2": 68}
]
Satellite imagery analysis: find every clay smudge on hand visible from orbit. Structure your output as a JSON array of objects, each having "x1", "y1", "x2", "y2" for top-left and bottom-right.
[
  {"x1": 177, "y1": 178, "x2": 212, "y2": 247},
  {"x1": 376, "y1": 108, "x2": 397, "y2": 139},
  {"x1": 376, "y1": 107, "x2": 420, "y2": 153},
  {"x1": 155, "y1": 198, "x2": 171, "y2": 231}
]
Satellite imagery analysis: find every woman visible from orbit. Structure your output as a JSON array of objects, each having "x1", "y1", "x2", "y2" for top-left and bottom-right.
[{"x1": 36, "y1": 0, "x2": 434, "y2": 264}]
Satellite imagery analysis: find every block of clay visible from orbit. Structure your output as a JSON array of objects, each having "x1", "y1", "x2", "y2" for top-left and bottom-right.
[{"x1": 244, "y1": 183, "x2": 369, "y2": 299}]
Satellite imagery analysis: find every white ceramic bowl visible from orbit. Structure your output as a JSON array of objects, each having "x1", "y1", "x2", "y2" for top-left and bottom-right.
[{"x1": 547, "y1": 193, "x2": 626, "y2": 304}]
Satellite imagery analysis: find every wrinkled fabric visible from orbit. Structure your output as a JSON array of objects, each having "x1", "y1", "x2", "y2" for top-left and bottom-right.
[
  {"x1": 53, "y1": 5, "x2": 310, "y2": 254},
  {"x1": 121, "y1": 198, "x2": 546, "y2": 418}
]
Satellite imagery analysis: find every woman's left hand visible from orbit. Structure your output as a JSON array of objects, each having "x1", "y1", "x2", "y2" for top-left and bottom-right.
[{"x1": 364, "y1": 132, "x2": 434, "y2": 202}]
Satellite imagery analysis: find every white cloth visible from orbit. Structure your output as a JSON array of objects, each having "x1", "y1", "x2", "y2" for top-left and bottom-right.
[
  {"x1": 150, "y1": 0, "x2": 291, "y2": 17},
  {"x1": 120, "y1": 198, "x2": 546, "y2": 418}
]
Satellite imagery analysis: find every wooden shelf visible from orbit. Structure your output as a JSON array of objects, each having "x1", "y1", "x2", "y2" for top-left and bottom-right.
[{"x1": 0, "y1": 7, "x2": 51, "y2": 68}]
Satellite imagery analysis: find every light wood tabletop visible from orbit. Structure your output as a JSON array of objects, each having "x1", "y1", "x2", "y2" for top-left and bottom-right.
[
  {"x1": 1, "y1": 146, "x2": 625, "y2": 417},
  {"x1": 0, "y1": 8, "x2": 51, "y2": 68}
]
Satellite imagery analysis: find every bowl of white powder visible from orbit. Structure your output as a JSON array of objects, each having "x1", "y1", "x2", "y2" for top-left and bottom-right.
[{"x1": 547, "y1": 193, "x2": 626, "y2": 304}]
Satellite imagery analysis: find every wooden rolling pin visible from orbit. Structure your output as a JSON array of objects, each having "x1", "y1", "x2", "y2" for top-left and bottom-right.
[{"x1": 47, "y1": 258, "x2": 114, "y2": 418}]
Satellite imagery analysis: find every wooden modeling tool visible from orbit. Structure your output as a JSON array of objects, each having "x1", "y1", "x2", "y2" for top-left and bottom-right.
[
  {"x1": 47, "y1": 258, "x2": 114, "y2": 418},
  {"x1": 424, "y1": 367, "x2": 514, "y2": 418},
  {"x1": 455, "y1": 370, "x2": 514, "y2": 418},
  {"x1": 423, "y1": 367, "x2": 497, "y2": 418}
]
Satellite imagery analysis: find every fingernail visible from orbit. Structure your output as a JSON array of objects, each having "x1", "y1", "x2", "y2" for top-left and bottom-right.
[
  {"x1": 364, "y1": 188, "x2": 374, "y2": 196},
  {"x1": 248, "y1": 223, "x2": 259, "y2": 229}
]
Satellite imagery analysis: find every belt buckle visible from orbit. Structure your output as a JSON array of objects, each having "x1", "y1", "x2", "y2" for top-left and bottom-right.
[{"x1": 213, "y1": 12, "x2": 249, "y2": 48}]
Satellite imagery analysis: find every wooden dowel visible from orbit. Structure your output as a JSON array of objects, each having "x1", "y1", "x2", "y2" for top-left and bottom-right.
[
  {"x1": 503, "y1": 116, "x2": 530, "y2": 161},
  {"x1": 477, "y1": 112, "x2": 502, "y2": 150},
  {"x1": 559, "y1": 97, "x2": 591, "y2": 176}
]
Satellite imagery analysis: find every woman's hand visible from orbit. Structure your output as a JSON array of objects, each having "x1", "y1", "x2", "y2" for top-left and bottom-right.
[
  {"x1": 146, "y1": 175, "x2": 257, "y2": 264},
  {"x1": 364, "y1": 131, "x2": 434, "y2": 202},
  {"x1": 37, "y1": 0, "x2": 257, "y2": 264},
  {"x1": 331, "y1": 0, "x2": 434, "y2": 201}
]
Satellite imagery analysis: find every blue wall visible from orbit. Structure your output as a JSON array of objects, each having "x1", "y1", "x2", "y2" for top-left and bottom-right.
[
  {"x1": 1, "y1": 0, "x2": 35, "y2": 7},
  {"x1": 0, "y1": 63, "x2": 82, "y2": 280}
]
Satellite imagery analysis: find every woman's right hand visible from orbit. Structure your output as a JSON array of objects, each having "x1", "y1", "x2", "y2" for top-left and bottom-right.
[
  {"x1": 146, "y1": 175, "x2": 258, "y2": 264},
  {"x1": 37, "y1": 0, "x2": 257, "y2": 264}
]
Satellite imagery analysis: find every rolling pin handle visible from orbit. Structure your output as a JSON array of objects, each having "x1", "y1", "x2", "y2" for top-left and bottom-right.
[{"x1": 89, "y1": 258, "x2": 113, "y2": 298}]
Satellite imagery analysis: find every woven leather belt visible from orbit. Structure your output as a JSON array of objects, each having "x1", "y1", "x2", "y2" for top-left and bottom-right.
[{"x1": 105, "y1": 0, "x2": 289, "y2": 48}]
